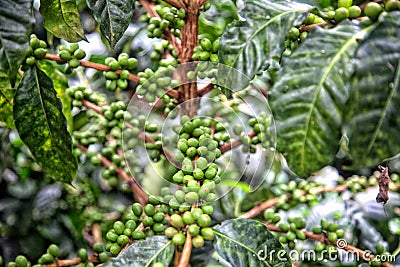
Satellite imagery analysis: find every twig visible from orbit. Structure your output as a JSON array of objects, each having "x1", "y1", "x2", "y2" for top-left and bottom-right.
[
  {"x1": 163, "y1": 0, "x2": 186, "y2": 9},
  {"x1": 44, "y1": 54, "x2": 140, "y2": 83},
  {"x1": 77, "y1": 144, "x2": 148, "y2": 205},
  {"x1": 41, "y1": 256, "x2": 99, "y2": 267},
  {"x1": 240, "y1": 185, "x2": 349, "y2": 219},
  {"x1": 138, "y1": 0, "x2": 182, "y2": 54},
  {"x1": 219, "y1": 132, "x2": 258, "y2": 154},
  {"x1": 263, "y1": 223, "x2": 395, "y2": 267},
  {"x1": 299, "y1": 22, "x2": 329, "y2": 32},
  {"x1": 178, "y1": 232, "x2": 192, "y2": 267},
  {"x1": 240, "y1": 195, "x2": 288, "y2": 219},
  {"x1": 197, "y1": 83, "x2": 214, "y2": 96}
]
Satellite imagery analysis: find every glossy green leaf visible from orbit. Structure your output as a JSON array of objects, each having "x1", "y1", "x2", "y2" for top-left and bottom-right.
[
  {"x1": 38, "y1": 60, "x2": 72, "y2": 132},
  {"x1": 218, "y1": 0, "x2": 310, "y2": 89},
  {"x1": 13, "y1": 66, "x2": 77, "y2": 183},
  {"x1": 344, "y1": 12, "x2": 400, "y2": 168},
  {"x1": 87, "y1": 0, "x2": 133, "y2": 49},
  {"x1": 99, "y1": 236, "x2": 174, "y2": 267},
  {"x1": 39, "y1": 0, "x2": 86, "y2": 42},
  {"x1": 213, "y1": 218, "x2": 291, "y2": 267},
  {"x1": 0, "y1": 0, "x2": 34, "y2": 86},
  {"x1": 269, "y1": 22, "x2": 374, "y2": 178}
]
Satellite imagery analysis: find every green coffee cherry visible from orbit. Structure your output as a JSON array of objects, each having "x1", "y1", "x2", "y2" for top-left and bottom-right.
[
  {"x1": 34, "y1": 48, "x2": 47, "y2": 59},
  {"x1": 279, "y1": 223, "x2": 289, "y2": 232},
  {"x1": 172, "y1": 233, "x2": 186, "y2": 245},
  {"x1": 165, "y1": 227, "x2": 179, "y2": 238},
  {"x1": 364, "y1": 2, "x2": 383, "y2": 21},
  {"x1": 200, "y1": 38, "x2": 212, "y2": 51},
  {"x1": 201, "y1": 203, "x2": 214, "y2": 215},
  {"x1": 182, "y1": 211, "x2": 195, "y2": 225},
  {"x1": 106, "y1": 231, "x2": 118, "y2": 242},
  {"x1": 338, "y1": 0, "x2": 352, "y2": 8},
  {"x1": 99, "y1": 252, "x2": 109, "y2": 263},
  {"x1": 132, "y1": 230, "x2": 146, "y2": 240},
  {"x1": 69, "y1": 58, "x2": 80, "y2": 68},
  {"x1": 47, "y1": 244, "x2": 60, "y2": 257},
  {"x1": 312, "y1": 226, "x2": 322, "y2": 234},
  {"x1": 93, "y1": 242, "x2": 104, "y2": 253},
  {"x1": 201, "y1": 227, "x2": 214, "y2": 241},
  {"x1": 143, "y1": 217, "x2": 154, "y2": 227},
  {"x1": 15, "y1": 256, "x2": 28, "y2": 267},
  {"x1": 197, "y1": 214, "x2": 211, "y2": 227},
  {"x1": 192, "y1": 235, "x2": 205, "y2": 248},
  {"x1": 328, "y1": 232, "x2": 338, "y2": 243},
  {"x1": 110, "y1": 243, "x2": 121, "y2": 255},
  {"x1": 348, "y1": 5, "x2": 361, "y2": 18},
  {"x1": 117, "y1": 235, "x2": 129, "y2": 246},
  {"x1": 385, "y1": 0, "x2": 400, "y2": 11},
  {"x1": 78, "y1": 248, "x2": 88, "y2": 261},
  {"x1": 74, "y1": 49, "x2": 86, "y2": 59},
  {"x1": 114, "y1": 221, "x2": 125, "y2": 235},
  {"x1": 144, "y1": 204, "x2": 156, "y2": 216},
  {"x1": 185, "y1": 191, "x2": 199, "y2": 204},
  {"x1": 334, "y1": 7, "x2": 349, "y2": 22},
  {"x1": 170, "y1": 214, "x2": 184, "y2": 228},
  {"x1": 315, "y1": 243, "x2": 325, "y2": 252},
  {"x1": 188, "y1": 224, "x2": 200, "y2": 236}
]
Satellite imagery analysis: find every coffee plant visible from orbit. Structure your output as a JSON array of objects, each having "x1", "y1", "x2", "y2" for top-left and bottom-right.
[{"x1": 0, "y1": 0, "x2": 399, "y2": 266}]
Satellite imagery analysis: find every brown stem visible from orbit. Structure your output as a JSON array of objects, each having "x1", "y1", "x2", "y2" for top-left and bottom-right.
[
  {"x1": 219, "y1": 132, "x2": 258, "y2": 154},
  {"x1": 41, "y1": 256, "x2": 99, "y2": 267},
  {"x1": 240, "y1": 195, "x2": 287, "y2": 219},
  {"x1": 178, "y1": 232, "x2": 192, "y2": 267},
  {"x1": 44, "y1": 54, "x2": 140, "y2": 83},
  {"x1": 138, "y1": 0, "x2": 182, "y2": 54},
  {"x1": 263, "y1": 223, "x2": 395, "y2": 267},
  {"x1": 163, "y1": 0, "x2": 186, "y2": 9},
  {"x1": 197, "y1": 83, "x2": 214, "y2": 97},
  {"x1": 299, "y1": 22, "x2": 329, "y2": 32},
  {"x1": 77, "y1": 144, "x2": 148, "y2": 205},
  {"x1": 240, "y1": 185, "x2": 349, "y2": 219}
]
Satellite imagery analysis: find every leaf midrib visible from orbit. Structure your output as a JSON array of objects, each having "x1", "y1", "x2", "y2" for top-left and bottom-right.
[
  {"x1": 299, "y1": 25, "x2": 375, "y2": 174},
  {"x1": 366, "y1": 58, "x2": 400, "y2": 154}
]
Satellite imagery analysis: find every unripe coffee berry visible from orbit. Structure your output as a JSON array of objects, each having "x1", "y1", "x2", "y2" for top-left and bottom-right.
[{"x1": 172, "y1": 233, "x2": 186, "y2": 245}]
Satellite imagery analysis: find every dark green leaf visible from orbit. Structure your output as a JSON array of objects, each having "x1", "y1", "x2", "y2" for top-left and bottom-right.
[
  {"x1": 13, "y1": 66, "x2": 77, "y2": 183},
  {"x1": 0, "y1": 0, "x2": 34, "y2": 86},
  {"x1": 40, "y1": 0, "x2": 86, "y2": 42},
  {"x1": 218, "y1": 0, "x2": 310, "y2": 89},
  {"x1": 213, "y1": 218, "x2": 291, "y2": 267},
  {"x1": 87, "y1": 0, "x2": 133, "y2": 49},
  {"x1": 344, "y1": 12, "x2": 400, "y2": 168},
  {"x1": 38, "y1": 60, "x2": 72, "y2": 132},
  {"x1": 269, "y1": 22, "x2": 370, "y2": 178},
  {"x1": 99, "y1": 236, "x2": 174, "y2": 267}
]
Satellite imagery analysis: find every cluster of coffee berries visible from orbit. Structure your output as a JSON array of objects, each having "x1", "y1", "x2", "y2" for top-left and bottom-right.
[
  {"x1": 312, "y1": 218, "x2": 344, "y2": 244},
  {"x1": 25, "y1": 34, "x2": 48, "y2": 65},
  {"x1": 276, "y1": 180, "x2": 321, "y2": 210},
  {"x1": 267, "y1": 213, "x2": 307, "y2": 249},
  {"x1": 282, "y1": 27, "x2": 308, "y2": 56},
  {"x1": 142, "y1": 4, "x2": 186, "y2": 39},
  {"x1": 369, "y1": 243, "x2": 393, "y2": 266},
  {"x1": 338, "y1": 171, "x2": 399, "y2": 193},
  {"x1": 321, "y1": 0, "x2": 361, "y2": 22},
  {"x1": 104, "y1": 53, "x2": 138, "y2": 91},
  {"x1": 67, "y1": 86, "x2": 107, "y2": 108},
  {"x1": 363, "y1": 0, "x2": 399, "y2": 21},
  {"x1": 136, "y1": 66, "x2": 180, "y2": 114},
  {"x1": 3, "y1": 255, "x2": 30, "y2": 267},
  {"x1": 105, "y1": 200, "x2": 168, "y2": 255},
  {"x1": 192, "y1": 37, "x2": 220, "y2": 62},
  {"x1": 57, "y1": 43, "x2": 86, "y2": 73},
  {"x1": 150, "y1": 40, "x2": 178, "y2": 61},
  {"x1": 165, "y1": 204, "x2": 215, "y2": 248}
]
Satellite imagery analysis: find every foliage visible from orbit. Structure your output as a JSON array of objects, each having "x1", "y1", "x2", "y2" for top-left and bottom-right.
[{"x1": 0, "y1": 0, "x2": 399, "y2": 267}]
